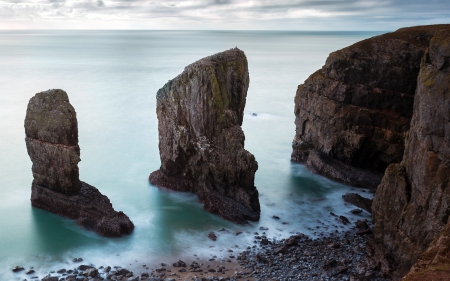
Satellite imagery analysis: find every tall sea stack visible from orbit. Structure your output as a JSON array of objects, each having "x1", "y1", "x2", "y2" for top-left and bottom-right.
[
  {"x1": 149, "y1": 48, "x2": 260, "y2": 224},
  {"x1": 25, "y1": 89, "x2": 134, "y2": 237},
  {"x1": 292, "y1": 24, "x2": 450, "y2": 279}
]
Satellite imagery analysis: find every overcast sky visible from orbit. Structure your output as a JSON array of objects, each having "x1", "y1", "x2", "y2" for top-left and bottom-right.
[{"x1": 0, "y1": 0, "x2": 449, "y2": 30}]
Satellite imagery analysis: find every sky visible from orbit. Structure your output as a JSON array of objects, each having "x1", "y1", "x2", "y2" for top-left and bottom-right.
[{"x1": 0, "y1": 0, "x2": 449, "y2": 30}]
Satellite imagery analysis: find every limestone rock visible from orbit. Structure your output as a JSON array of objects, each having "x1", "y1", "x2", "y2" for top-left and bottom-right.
[
  {"x1": 149, "y1": 48, "x2": 260, "y2": 224},
  {"x1": 25, "y1": 89, "x2": 134, "y2": 237},
  {"x1": 371, "y1": 28, "x2": 450, "y2": 279},
  {"x1": 291, "y1": 25, "x2": 450, "y2": 188}
]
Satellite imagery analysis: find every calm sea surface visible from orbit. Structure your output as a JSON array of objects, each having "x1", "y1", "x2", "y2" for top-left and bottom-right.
[{"x1": 0, "y1": 30, "x2": 383, "y2": 278}]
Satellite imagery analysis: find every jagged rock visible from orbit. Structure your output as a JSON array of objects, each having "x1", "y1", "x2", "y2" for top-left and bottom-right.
[
  {"x1": 404, "y1": 222, "x2": 450, "y2": 280},
  {"x1": 25, "y1": 89, "x2": 134, "y2": 237},
  {"x1": 371, "y1": 28, "x2": 450, "y2": 279},
  {"x1": 342, "y1": 193, "x2": 372, "y2": 213},
  {"x1": 149, "y1": 48, "x2": 260, "y2": 224},
  {"x1": 291, "y1": 25, "x2": 450, "y2": 188}
]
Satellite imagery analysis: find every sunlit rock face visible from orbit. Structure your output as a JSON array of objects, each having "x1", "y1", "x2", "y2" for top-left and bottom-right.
[
  {"x1": 149, "y1": 48, "x2": 260, "y2": 224},
  {"x1": 25, "y1": 89, "x2": 134, "y2": 237}
]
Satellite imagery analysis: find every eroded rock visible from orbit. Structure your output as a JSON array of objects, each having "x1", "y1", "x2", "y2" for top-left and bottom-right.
[
  {"x1": 291, "y1": 25, "x2": 450, "y2": 188},
  {"x1": 149, "y1": 48, "x2": 260, "y2": 224},
  {"x1": 371, "y1": 28, "x2": 450, "y2": 279},
  {"x1": 25, "y1": 89, "x2": 134, "y2": 237}
]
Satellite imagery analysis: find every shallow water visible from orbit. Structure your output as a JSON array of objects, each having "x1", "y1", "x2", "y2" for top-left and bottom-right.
[{"x1": 0, "y1": 30, "x2": 383, "y2": 279}]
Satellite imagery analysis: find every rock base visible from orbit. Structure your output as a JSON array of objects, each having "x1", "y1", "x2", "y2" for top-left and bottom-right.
[
  {"x1": 298, "y1": 150, "x2": 383, "y2": 189},
  {"x1": 150, "y1": 170, "x2": 259, "y2": 224},
  {"x1": 31, "y1": 181, "x2": 134, "y2": 237}
]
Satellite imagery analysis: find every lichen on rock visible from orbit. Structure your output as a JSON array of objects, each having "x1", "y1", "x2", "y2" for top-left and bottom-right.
[
  {"x1": 149, "y1": 48, "x2": 260, "y2": 224},
  {"x1": 25, "y1": 89, "x2": 134, "y2": 237}
]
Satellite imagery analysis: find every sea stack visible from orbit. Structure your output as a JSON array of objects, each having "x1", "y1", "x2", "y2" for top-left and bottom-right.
[
  {"x1": 291, "y1": 25, "x2": 450, "y2": 189},
  {"x1": 25, "y1": 89, "x2": 134, "y2": 237},
  {"x1": 149, "y1": 48, "x2": 260, "y2": 224}
]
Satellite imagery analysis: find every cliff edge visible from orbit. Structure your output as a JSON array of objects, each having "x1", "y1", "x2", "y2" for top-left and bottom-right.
[
  {"x1": 25, "y1": 89, "x2": 134, "y2": 237},
  {"x1": 291, "y1": 25, "x2": 450, "y2": 189},
  {"x1": 371, "y1": 28, "x2": 450, "y2": 279},
  {"x1": 149, "y1": 48, "x2": 260, "y2": 224}
]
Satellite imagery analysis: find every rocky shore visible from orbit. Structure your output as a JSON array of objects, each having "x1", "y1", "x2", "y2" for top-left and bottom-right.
[{"x1": 11, "y1": 214, "x2": 388, "y2": 281}]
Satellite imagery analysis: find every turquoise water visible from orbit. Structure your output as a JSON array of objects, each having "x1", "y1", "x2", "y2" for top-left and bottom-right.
[{"x1": 0, "y1": 30, "x2": 382, "y2": 279}]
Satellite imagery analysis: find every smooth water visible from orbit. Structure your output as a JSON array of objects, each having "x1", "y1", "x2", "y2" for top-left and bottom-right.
[{"x1": 0, "y1": 30, "x2": 383, "y2": 279}]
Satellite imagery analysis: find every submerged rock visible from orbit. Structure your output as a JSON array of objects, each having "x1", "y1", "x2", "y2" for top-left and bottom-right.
[
  {"x1": 149, "y1": 48, "x2": 260, "y2": 224},
  {"x1": 342, "y1": 193, "x2": 372, "y2": 213},
  {"x1": 25, "y1": 89, "x2": 134, "y2": 237},
  {"x1": 371, "y1": 27, "x2": 450, "y2": 279}
]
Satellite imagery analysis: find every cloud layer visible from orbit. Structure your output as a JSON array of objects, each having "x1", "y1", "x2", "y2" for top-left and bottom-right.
[{"x1": 0, "y1": 0, "x2": 449, "y2": 30}]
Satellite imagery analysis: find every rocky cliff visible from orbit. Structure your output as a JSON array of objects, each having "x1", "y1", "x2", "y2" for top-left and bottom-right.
[
  {"x1": 149, "y1": 48, "x2": 260, "y2": 224},
  {"x1": 291, "y1": 25, "x2": 450, "y2": 188},
  {"x1": 25, "y1": 89, "x2": 134, "y2": 237},
  {"x1": 371, "y1": 28, "x2": 450, "y2": 279}
]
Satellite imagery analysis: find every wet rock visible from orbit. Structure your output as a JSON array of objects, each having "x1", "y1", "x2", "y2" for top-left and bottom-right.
[
  {"x1": 116, "y1": 268, "x2": 132, "y2": 276},
  {"x1": 41, "y1": 276, "x2": 58, "y2": 281},
  {"x1": 25, "y1": 89, "x2": 134, "y2": 237},
  {"x1": 351, "y1": 209, "x2": 363, "y2": 214},
  {"x1": 84, "y1": 268, "x2": 98, "y2": 277},
  {"x1": 25, "y1": 269, "x2": 35, "y2": 274},
  {"x1": 149, "y1": 48, "x2": 260, "y2": 224},
  {"x1": 208, "y1": 232, "x2": 217, "y2": 241},
  {"x1": 77, "y1": 265, "x2": 93, "y2": 271},
  {"x1": 12, "y1": 266, "x2": 24, "y2": 272},
  {"x1": 172, "y1": 260, "x2": 186, "y2": 267},
  {"x1": 339, "y1": 215, "x2": 350, "y2": 225},
  {"x1": 342, "y1": 193, "x2": 372, "y2": 213}
]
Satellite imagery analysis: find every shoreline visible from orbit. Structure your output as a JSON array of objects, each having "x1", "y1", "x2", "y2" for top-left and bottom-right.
[{"x1": 11, "y1": 223, "x2": 389, "y2": 281}]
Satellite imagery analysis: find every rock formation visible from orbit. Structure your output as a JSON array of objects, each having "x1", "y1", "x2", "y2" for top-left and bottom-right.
[
  {"x1": 25, "y1": 89, "x2": 134, "y2": 237},
  {"x1": 292, "y1": 24, "x2": 450, "y2": 279},
  {"x1": 371, "y1": 28, "x2": 450, "y2": 279},
  {"x1": 291, "y1": 25, "x2": 450, "y2": 188},
  {"x1": 149, "y1": 48, "x2": 260, "y2": 224}
]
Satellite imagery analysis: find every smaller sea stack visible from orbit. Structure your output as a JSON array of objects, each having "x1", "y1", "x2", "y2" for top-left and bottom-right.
[
  {"x1": 25, "y1": 89, "x2": 134, "y2": 237},
  {"x1": 149, "y1": 48, "x2": 260, "y2": 224}
]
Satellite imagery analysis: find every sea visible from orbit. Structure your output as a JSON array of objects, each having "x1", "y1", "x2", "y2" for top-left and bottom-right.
[{"x1": 0, "y1": 30, "x2": 384, "y2": 279}]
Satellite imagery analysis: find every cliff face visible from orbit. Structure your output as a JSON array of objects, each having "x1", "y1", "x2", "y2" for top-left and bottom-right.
[
  {"x1": 149, "y1": 48, "x2": 260, "y2": 224},
  {"x1": 25, "y1": 89, "x2": 134, "y2": 237},
  {"x1": 291, "y1": 25, "x2": 449, "y2": 188},
  {"x1": 371, "y1": 29, "x2": 450, "y2": 279}
]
